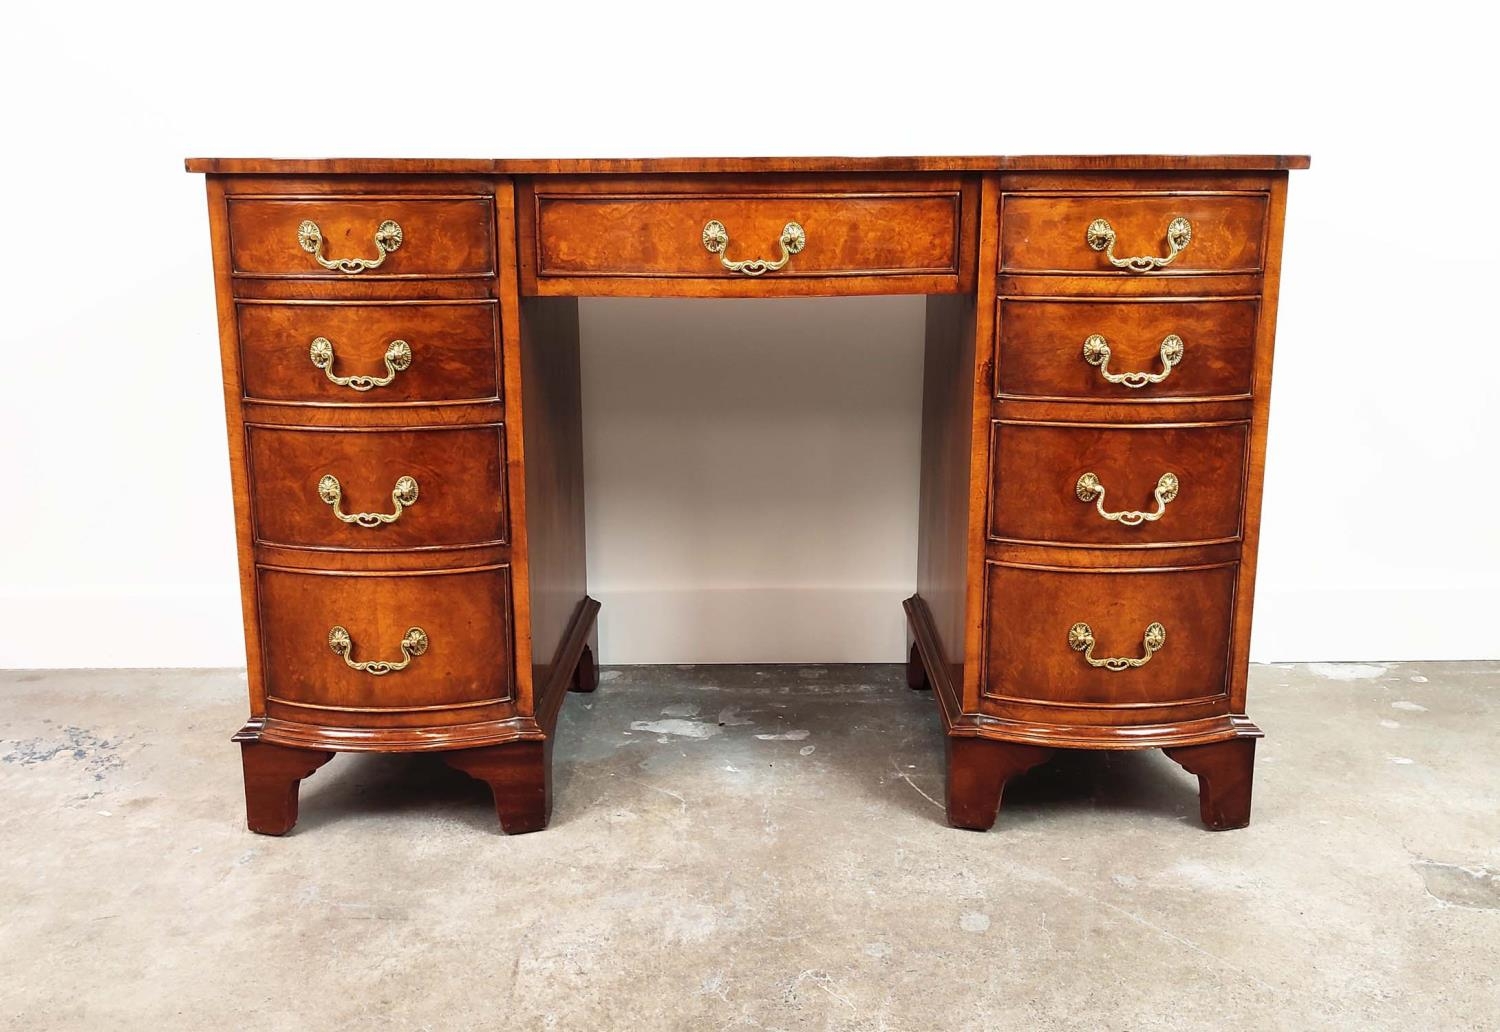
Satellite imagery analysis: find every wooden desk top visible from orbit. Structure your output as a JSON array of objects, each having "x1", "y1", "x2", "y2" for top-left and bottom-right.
[{"x1": 185, "y1": 155, "x2": 1311, "y2": 175}]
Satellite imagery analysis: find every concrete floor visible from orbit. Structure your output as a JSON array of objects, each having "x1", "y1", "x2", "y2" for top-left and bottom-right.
[{"x1": 0, "y1": 662, "x2": 1496, "y2": 1030}]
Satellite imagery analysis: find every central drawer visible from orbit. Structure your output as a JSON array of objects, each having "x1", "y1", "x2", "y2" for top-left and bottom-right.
[
  {"x1": 988, "y1": 421, "x2": 1248, "y2": 547},
  {"x1": 529, "y1": 179, "x2": 964, "y2": 284},
  {"x1": 246, "y1": 424, "x2": 508, "y2": 551}
]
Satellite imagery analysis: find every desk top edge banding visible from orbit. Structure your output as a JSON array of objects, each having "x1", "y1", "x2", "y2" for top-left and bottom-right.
[{"x1": 185, "y1": 155, "x2": 1311, "y2": 175}]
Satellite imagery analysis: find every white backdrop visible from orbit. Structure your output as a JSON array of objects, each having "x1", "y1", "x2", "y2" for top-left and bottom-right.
[{"x1": 1, "y1": 1, "x2": 1494, "y2": 667}]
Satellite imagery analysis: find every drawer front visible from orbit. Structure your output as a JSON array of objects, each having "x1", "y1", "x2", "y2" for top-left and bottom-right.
[
  {"x1": 999, "y1": 193, "x2": 1267, "y2": 275},
  {"x1": 258, "y1": 565, "x2": 513, "y2": 714},
  {"x1": 534, "y1": 191, "x2": 961, "y2": 279},
  {"x1": 989, "y1": 422, "x2": 1247, "y2": 547},
  {"x1": 983, "y1": 561, "x2": 1236, "y2": 706},
  {"x1": 238, "y1": 301, "x2": 501, "y2": 405},
  {"x1": 247, "y1": 425, "x2": 507, "y2": 551},
  {"x1": 228, "y1": 197, "x2": 495, "y2": 278},
  {"x1": 996, "y1": 298, "x2": 1258, "y2": 401}
]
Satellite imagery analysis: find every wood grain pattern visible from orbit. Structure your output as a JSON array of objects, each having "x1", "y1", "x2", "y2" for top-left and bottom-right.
[
  {"x1": 997, "y1": 272, "x2": 1265, "y2": 301},
  {"x1": 203, "y1": 176, "x2": 268, "y2": 727},
  {"x1": 536, "y1": 193, "x2": 960, "y2": 278},
  {"x1": 1226, "y1": 175, "x2": 1291, "y2": 716},
  {"x1": 246, "y1": 424, "x2": 507, "y2": 551},
  {"x1": 999, "y1": 193, "x2": 1268, "y2": 275},
  {"x1": 981, "y1": 559, "x2": 1238, "y2": 708},
  {"x1": 914, "y1": 293, "x2": 978, "y2": 699},
  {"x1": 519, "y1": 174, "x2": 978, "y2": 297},
  {"x1": 995, "y1": 297, "x2": 1259, "y2": 402},
  {"x1": 987, "y1": 420, "x2": 1249, "y2": 547},
  {"x1": 958, "y1": 176, "x2": 1006, "y2": 713},
  {"x1": 238, "y1": 741, "x2": 335, "y2": 835},
  {"x1": 256, "y1": 564, "x2": 515, "y2": 718},
  {"x1": 944, "y1": 736, "x2": 1054, "y2": 831},
  {"x1": 516, "y1": 296, "x2": 591, "y2": 716},
  {"x1": 236, "y1": 300, "x2": 501, "y2": 406},
  {"x1": 442, "y1": 739, "x2": 553, "y2": 834},
  {"x1": 187, "y1": 155, "x2": 1311, "y2": 175},
  {"x1": 1164, "y1": 737, "x2": 1258, "y2": 830},
  {"x1": 227, "y1": 196, "x2": 495, "y2": 279}
]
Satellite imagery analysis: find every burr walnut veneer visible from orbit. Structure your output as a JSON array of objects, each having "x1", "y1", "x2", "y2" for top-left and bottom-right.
[{"x1": 187, "y1": 154, "x2": 1307, "y2": 835}]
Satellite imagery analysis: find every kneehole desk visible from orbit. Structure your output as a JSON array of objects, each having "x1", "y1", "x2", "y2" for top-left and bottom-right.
[{"x1": 186, "y1": 153, "x2": 1309, "y2": 835}]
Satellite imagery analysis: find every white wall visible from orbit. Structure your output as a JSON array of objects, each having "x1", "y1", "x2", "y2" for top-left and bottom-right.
[
  {"x1": 582, "y1": 298, "x2": 923, "y2": 663},
  {"x1": 0, "y1": 1, "x2": 1494, "y2": 667}
]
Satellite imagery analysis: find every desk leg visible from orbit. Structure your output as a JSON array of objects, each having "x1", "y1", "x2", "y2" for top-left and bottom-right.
[
  {"x1": 944, "y1": 737, "x2": 1053, "y2": 831},
  {"x1": 240, "y1": 742, "x2": 335, "y2": 836},
  {"x1": 1164, "y1": 738, "x2": 1256, "y2": 830},
  {"x1": 570, "y1": 624, "x2": 600, "y2": 694},
  {"x1": 906, "y1": 642, "x2": 931, "y2": 691},
  {"x1": 442, "y1": 739, "x2": 554, "y2": 834}
]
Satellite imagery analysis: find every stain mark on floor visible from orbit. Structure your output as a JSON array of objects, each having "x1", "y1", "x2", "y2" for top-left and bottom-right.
[
  {"x1": 1413, "y1": 861, "x2": 1500, "y2": 910},
  {"x1": 628, "y1": 718, "x2": 722, "y2": 739},
  {"x1": 2, "y1": 726, "x2": 125, "y2": 781}
]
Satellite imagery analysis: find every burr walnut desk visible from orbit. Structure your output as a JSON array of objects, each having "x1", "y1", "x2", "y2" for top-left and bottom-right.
[{"x1": 186, "y1": 154, "x2": 1308, "y2": 835}]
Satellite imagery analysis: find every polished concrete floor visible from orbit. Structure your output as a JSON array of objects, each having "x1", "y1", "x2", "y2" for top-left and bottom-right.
[{"x1": 0, "y1": 662, "x2": 1496, "y2": 1030}]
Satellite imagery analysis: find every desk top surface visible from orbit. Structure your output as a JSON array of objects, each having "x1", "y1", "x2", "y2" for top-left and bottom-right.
[{"x1": 185, "y1": 155, "x2": 1311, "y2": 175}]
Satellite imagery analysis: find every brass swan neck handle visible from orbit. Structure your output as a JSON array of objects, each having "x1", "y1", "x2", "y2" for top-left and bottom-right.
[
  {"x1": 327, "y1": 625, "x2": 428, "y2": 675},
  {"x1": 1075, "y1": 471, "x2": 1179, "y2": 526},
  {"x1": 297, "y1": 218, "x2": 403, "y2": 274},
  {"x1": 702, "y1": 219, "x2": 806, "y2": 276},
  {"x1": 317, "y1": 474, "x2": 419, "y2": 527},
  {"x1": 1068, "y1": 622, "x2": 1166, "y2": 671},
  {"x1": 309, "y1": 337, "x2": 412, "y2": 391},
  {"x1": 1082, "y1": 333, "x2": 1184, "y2": 388},
  {"x1": 1086, "y1": 216, "x2": 1192, "y2": 271}
]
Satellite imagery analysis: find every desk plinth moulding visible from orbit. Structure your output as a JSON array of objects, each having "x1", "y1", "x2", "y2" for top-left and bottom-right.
[{"x1": 187, "y1": 154, "x2": 1307, "y2": 834}]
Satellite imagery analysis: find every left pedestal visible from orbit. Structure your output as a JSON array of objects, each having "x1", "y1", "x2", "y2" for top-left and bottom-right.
[{"x1": 198, "y1": 172, "x2": 592, "y2": 837}]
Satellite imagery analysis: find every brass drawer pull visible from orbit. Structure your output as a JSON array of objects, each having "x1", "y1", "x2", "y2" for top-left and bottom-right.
[
  {"x1": 1082, "y1": 333, "x2": 1184, "y2": 388},
  {"x1": 1076, "y1": 471, "x2": 1179, "y2": 526},
  {"x1": 1068, "y1": 621, "x2": 1166, "y2": 671},
  {"x1": 317, "y1": 474, "x2": 419, "y2": 527},
  {"x1": 1086, "y1": 216, "x2": 1192, "y2": 271},
  {"x1": 327, "y1": 625, "x2": 428, "y2": 675},
  {"x1": 297, "y1": 218, "x2": 403, "y2": 273},
  {"x1": 309, "y1": 336, "x2": 412, "y2": 391},
  {"x1": 702, "y1": 219, "x2": 806, "y2": 276}
]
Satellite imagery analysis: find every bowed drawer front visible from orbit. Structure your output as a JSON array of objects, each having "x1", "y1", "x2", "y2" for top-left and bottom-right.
[
  {"x1": 995, "y1": 297, "x2": 1259, "y2": 402},
  {"x1": 999, "y1": 193, "x2": 1268, "y2": 275},
  {"x1": 256, "y1": 565, "x2": 515, "y2": 723},
  {"x1": 246, "y1": 424, "x2": 509, "y2": 552},
  {"x1": 987, "y1": 421, "x2": 1249, "y2": 547},
  {"x1": 237, "y1": 300, "x2": 502, "y2": 406},
  {"x1": 227, "y1": 196, "x2": 496, "y2": 279},
  {"x1": 982, "y1": 561, "x2": 1238, "y2": 710}
]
